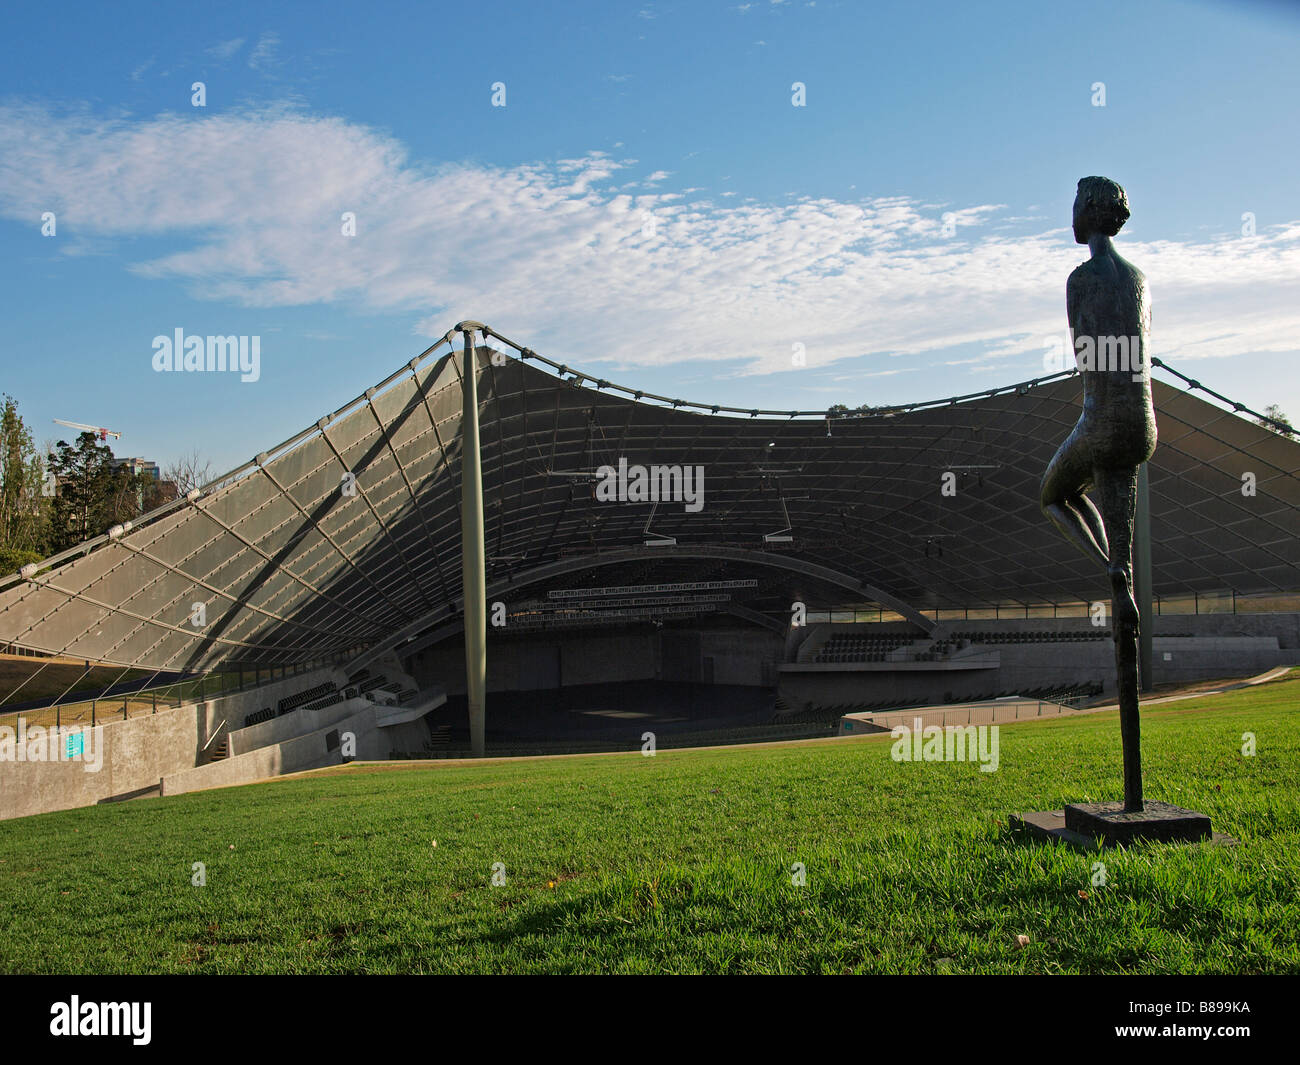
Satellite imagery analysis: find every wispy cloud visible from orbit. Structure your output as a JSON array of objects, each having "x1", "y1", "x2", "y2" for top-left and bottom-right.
[
  {"x1": 248, "y1": 32, "x2": 280, "y2": 72},
  {"x1": 207, "y1": 37, "x2": 246, "y2": 62},
  {"x1": 0, "y1": 102, "x2": 1297, "y2": 383}
]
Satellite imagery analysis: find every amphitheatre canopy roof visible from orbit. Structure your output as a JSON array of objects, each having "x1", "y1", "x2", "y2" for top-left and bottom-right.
[{"x1": 0, "y1": 325, "x2": 1296, "y2": 676}]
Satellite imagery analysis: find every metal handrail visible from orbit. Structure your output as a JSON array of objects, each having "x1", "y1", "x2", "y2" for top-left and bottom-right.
[
  {"x1": 200, "y1": 719, "x2": 228, "y2": 752},
  {"x1": 0, "y1": 659, "x2": 346, "y2": 727}
]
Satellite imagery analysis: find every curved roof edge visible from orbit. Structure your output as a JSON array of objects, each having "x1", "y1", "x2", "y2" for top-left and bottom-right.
[{"x1": 1, "y1": 320, "x2": 1289, "y2": 596}]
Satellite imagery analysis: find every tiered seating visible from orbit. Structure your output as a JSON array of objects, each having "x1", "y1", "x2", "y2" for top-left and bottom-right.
[
  {"x1": 357, "y1": 674, "x2": 388, "y2": 695},
  {"x1": 303, "y1": 676, "x2": 388, "y2": 712},
  {"x1": 949, "y1": 630, "x2": 1111, "y2": 645},
  {"x1": 278, "y1": 681, "x2": 338, "y2": 715},
  {"x1": 244, "y1": 706, "x2": 275, "y2": 728},
  {"x1": 913, "y1": 638, "x2": 961, "y2": 661},
  {"x1": 777, "y1": 696, "x2": 906, "y2": 723},
  {"x1": 813, "y1": 633, "x2": 912, "y2": 663},
  {"x1": 955, "y1": 681, "x2": 1103, "y2": 703}
]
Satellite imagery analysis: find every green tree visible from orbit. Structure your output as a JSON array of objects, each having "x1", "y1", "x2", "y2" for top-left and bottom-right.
[
  {"x1": 827, "y1": 403, "x2": 881, "y2": 418},
  {"x1": 0, "y1": 394, "x2": 51, "y2": 556},
  {"x1": 0, "y1": 546, "x2": 43, "y2": 575},
  {"x1": 47, "y1": 433, "x2": 146, "y2": 552},
  {"x1": 1258, "y1": 404, "x2": 1295, "y2": 438}
]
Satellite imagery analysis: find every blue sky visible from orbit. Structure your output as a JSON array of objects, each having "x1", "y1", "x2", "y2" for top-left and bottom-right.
[{"x1": 2, "y1": 0, "x2": 1298, "y2": 473}]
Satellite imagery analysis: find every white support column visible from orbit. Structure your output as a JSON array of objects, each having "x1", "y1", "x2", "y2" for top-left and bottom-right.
[{"x1": 458, "y1": 322, "x2": 487, "y2": 757}]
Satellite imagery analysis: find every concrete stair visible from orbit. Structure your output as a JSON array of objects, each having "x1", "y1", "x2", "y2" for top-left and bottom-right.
[{"x1": 201, "y1": 738, "x2": 229, "y2": 765}]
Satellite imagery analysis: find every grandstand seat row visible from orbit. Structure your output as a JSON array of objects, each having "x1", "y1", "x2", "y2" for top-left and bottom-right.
[
  {"x1": 947, "y1": 630, "x2": 1111, "y2": 644},
  {"x1": 277, "y1": 681, "x2": 338, "y2": 714},
  {"x1": 243, "y1": 706, "x2": 275, "y2": 728}
]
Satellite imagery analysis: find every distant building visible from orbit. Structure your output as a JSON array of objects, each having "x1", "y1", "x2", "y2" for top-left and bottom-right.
[
  {"x1": 111, "y1": 457, "x2": 162, "y2": 482},
  {"x1": 108, "y1": 457, "x2": 176, "y2": 510}
]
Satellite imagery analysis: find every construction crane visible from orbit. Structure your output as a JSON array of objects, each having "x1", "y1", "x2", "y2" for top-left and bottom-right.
[{"x1": 53, "y1": 418, "x2": 122, "y2": 441}]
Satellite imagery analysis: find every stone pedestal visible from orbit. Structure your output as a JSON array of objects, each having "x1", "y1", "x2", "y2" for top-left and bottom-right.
[
  {"x1": 1064, "y1": 800, "x2": 1210, "y2": 844},
  {"x1": 1011, "y1": 801, "x2": 1231, "y2": 847}
]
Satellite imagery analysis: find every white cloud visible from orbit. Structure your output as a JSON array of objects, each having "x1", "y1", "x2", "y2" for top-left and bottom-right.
[
  {"x1": 0, "y1": 102, "x2": 1297, "y2": 385},
  {"x1": 207, "y1": 38, "x2": 246, "y2": 61},
  {"x1": 248, "y1": 32, "x2": 280, "y2": 71}
]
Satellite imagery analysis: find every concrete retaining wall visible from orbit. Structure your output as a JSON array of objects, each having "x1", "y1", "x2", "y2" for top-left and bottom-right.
[
  {"x1": 839, "y1": 698, "x2": 1091, "y2": 735},
  {"x1": 406, "y1": 626, "x2": 781, "y2": 693},
  {"x1": 198, "y1": 667, "x2": 345, "y2": 740},
  {"x1": 409, "y1": 631, "x2": 659, "y2": 693},
  {"x1": 699, "y1": 630, "x2": 783, "y2": 685},
  {"x1": 226, "y1": 695, "x2": 360, "y2": 757},
  {"x1": 1174, "y1": 612, "x2": 1300, "y2": 649},
  {"x1": 161, "y1": 706, "x2": 383, "y2": 798},
  {"x1": 927, "y1": 612, "x2": 1300, "y2": 648},
  {"x1": 0, "y1": 666, "x2": 349, "y2": 821},
  {"x1": 0, "y1": 701, "x2": 204, "y2": 821},
  {"x1": 778, "y1": 635, "x2": 1296, "y2": 711},
  {"x1": 1150, "y1": 636, "x2": 1295, "y2": 682}
]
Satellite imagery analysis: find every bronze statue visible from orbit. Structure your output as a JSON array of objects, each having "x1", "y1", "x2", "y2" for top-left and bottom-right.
[{"x1": 1040, "y1": 176, "x2": 1155, "y2": 812}]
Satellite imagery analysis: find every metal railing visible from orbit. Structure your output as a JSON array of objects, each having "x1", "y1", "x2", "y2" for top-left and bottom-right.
[
  {"x1": 200, "y1": 719, "x2": 228, "y2": 754},
  {"x1": 0, "y1": 659, "x2": 342, "y2": 730}
]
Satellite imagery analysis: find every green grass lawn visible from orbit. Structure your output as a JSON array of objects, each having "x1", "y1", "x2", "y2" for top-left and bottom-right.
[{"x1": 1, "y1": 677, "x2": 1298, "y2": 974}]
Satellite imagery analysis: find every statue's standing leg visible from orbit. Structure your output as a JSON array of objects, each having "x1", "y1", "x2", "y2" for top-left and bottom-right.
[{"x1": 1094, "y1": 465, "x2": 1143, "y2": 812}]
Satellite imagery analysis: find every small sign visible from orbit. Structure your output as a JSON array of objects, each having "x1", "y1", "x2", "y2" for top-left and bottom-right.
[
  {"x1": 65, "y1": 732, "x2": 84, "y2": 759},
  {"x1": 843, "y1": 722, "x2": 854, "y2": 732}
]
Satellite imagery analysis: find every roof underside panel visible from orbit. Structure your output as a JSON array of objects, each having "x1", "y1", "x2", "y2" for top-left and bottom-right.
[{"x1": 0, "y1": 343, "x2": 1295, "y2": 671}]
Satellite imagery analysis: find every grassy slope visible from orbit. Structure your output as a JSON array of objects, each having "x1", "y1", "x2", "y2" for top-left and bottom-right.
[{"x1": 1, "y1": 677, "x2": 1297, "y2": 974}]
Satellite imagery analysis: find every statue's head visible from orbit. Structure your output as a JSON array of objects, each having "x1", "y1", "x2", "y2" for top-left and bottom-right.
[{"x1": 1073, "y1": 176, "x2": 1130, "y2": 244}]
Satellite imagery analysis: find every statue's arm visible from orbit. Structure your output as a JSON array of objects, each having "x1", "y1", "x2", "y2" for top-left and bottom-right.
[{"x1": 1066, "y1": 268, "x2": 1085, "y2": 363}]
